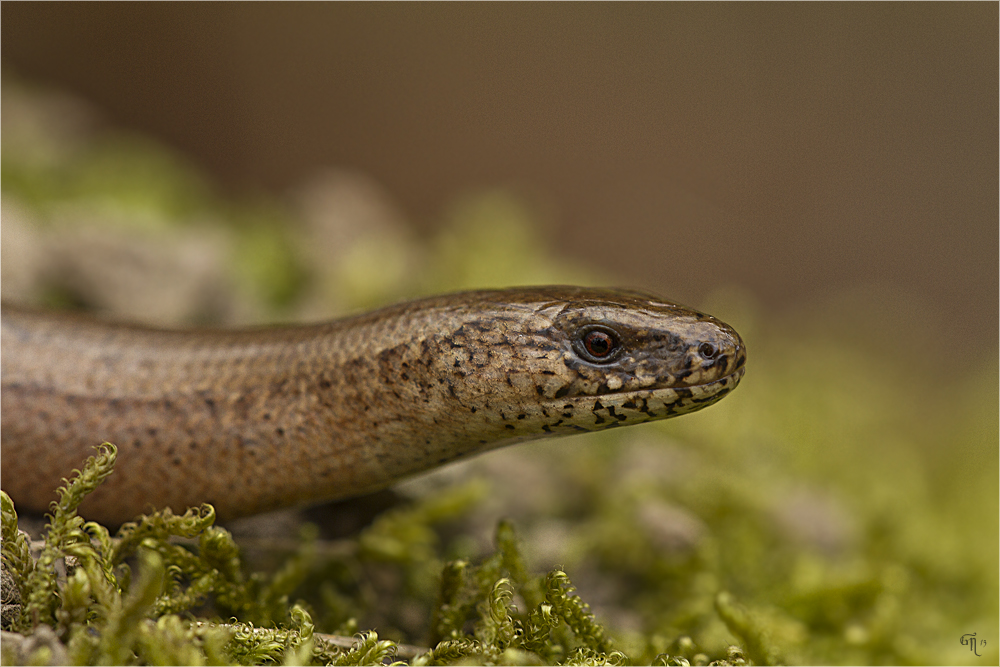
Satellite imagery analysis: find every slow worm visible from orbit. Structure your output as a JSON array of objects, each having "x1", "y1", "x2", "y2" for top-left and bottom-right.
[{"x1": 1, "y1": 287, "x2": 745, "y2": 523}]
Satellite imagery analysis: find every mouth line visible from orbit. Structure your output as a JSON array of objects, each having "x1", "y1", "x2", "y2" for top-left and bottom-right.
[
  {"x1": 665, "y1": 363, "x2": 746, "y2": 393},
  {"x1": 593, "y1": 364, "x2": 745, "y2": 400},
  {"x1": 698, "y1": 363, "x2": 745, "y2": 386}
]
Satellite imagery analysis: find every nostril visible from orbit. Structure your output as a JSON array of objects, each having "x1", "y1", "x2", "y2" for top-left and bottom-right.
[{"x1": 698, "y1": 342, "x2": 719, "y2": 360}]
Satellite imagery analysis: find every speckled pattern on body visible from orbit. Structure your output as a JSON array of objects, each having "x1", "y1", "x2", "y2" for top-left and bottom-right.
[{"x1": 1, "y1": 287, "x2": 746, "y2": 523}]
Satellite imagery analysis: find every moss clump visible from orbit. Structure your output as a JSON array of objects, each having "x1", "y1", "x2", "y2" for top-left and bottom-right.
[
  {"x1": 2, "y1": 446, "x2": 749, "y2": 665},
  {"x1": 1, "y1": 445, "x2": 331, "y2": 664}
]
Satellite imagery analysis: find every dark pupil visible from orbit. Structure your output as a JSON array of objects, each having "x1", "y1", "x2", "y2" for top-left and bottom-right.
[{"x1": 585, "y1": 331, "x2": 613, "y2": 357}]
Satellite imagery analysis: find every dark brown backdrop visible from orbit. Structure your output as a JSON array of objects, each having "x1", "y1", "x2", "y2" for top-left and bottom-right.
[{"x1": 2, "y1": 3, "x2": 997, "y2": 355}]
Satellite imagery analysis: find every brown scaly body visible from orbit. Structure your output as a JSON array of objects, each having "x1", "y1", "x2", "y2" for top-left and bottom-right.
[{"x1": 1, "y1": 287, "x2": 745, "y2": 523}]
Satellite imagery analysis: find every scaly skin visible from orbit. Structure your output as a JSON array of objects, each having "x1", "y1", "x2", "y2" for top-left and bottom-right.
[{"x1": 1, "y1": 286, "x2": 746, "y2": 523}]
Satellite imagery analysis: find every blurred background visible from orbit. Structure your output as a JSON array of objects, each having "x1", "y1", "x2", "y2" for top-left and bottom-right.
[
  {"x1": 1, "y1": 4, "x2": 996, "y2": 665},
  {"x1": 3, "y1": 3, "x2": 996, "y2": 352}
]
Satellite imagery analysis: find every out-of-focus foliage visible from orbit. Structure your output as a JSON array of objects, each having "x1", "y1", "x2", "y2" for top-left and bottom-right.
[{"x1": 2, "y1": 74, "x2": 996, "y2": 665}]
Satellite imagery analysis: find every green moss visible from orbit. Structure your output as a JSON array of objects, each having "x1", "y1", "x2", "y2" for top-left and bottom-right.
[{"x1": 5, "y1": 457, "x2": 733, "y2": 665}]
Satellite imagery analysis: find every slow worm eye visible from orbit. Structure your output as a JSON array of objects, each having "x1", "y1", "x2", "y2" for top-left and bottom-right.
[
  {"x1": 576, "y1": 326, "x2": 620, "y2": 362},
  {"x1": 584, "y1": 330, "x2": 614, "y2": 357}
]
